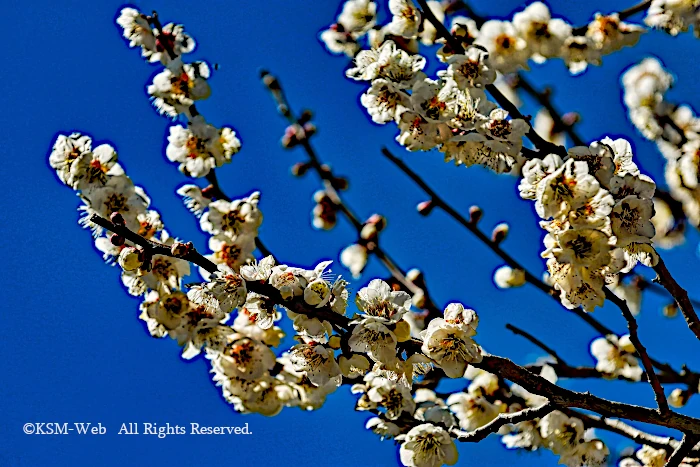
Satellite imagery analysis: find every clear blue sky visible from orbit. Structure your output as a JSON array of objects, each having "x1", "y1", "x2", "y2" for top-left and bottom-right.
[{"x1": 2, "y1": 1, "x2": 699, "y2": 466}]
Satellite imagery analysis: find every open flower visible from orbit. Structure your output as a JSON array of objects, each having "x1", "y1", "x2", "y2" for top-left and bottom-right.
[{"x1": 397, "y1": 423, "x2": 458, "y2": 467}]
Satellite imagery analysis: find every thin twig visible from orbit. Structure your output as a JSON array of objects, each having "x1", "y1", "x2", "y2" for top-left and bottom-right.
[
  {"x1": 605, "y1": 288, "x2": 670, "y2": 414},
  {"x1": 654, "y1": 256, "x2": 700, "y2": 342}
]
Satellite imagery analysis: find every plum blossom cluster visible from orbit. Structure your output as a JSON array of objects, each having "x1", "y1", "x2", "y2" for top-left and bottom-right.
[
  {"x1": 622, "y1": 57, "x2": 700, "y2": 245},
  {"x1": 117, "y1": 7, "x2": 241, "y2": 177},
  {"x1": 321, "y1": 1, "x2": 646, "y2": 78},
  {"x1": 645, "y1": 0, "x2": 700, "y2": 37},
  {"x1": 519, "y1": 137, "x2": 659, "y2": 311},
  {"x1": 347, "y1": 38, "x2": 526, "y2": 173}
]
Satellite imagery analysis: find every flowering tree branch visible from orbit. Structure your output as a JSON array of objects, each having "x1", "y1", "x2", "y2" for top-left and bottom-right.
[{"x1": 452, "y1": 402, "x2": 554, "y2": 442}]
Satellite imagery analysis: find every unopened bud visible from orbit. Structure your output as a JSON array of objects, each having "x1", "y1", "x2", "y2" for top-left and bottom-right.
[
  {"x1": 110, "y1": 233, "x2": 125, "y2": 246},
  {"x1": 668, "y1": 388, "x2": 689, "y2": 408},
  {"x1": 417, "y1": 199, "x2": 435, "y2": 216},
  {"x1": 406, "y1": 268, "x2": 423, "y2": 284},
  {"x1": 662, "y1": 303, "x2": 678, "y2": 318},
  {"x1": 110, "y1": 212, "x2": 125, "y2": 226},
  {"x1": 366, "y1": 214, "x2": 386, "y2": 232},
  {"x1": 360, "y1": 223, "x2": 378, "y2": 241},
  {"x1": 291, "y1": 162, "x2": 311, "y2": 177},
  {"x1": 491, "y1": 223, "x2": 509, "y2": 244},
  {"x1": 562, "y1": 112, "x2": 580, "y2": 126},
  {"x1": 303, "y1": 123, "x2": 316, "y2": 137},
  {"x1": 201, "y1": 185, "x2": 215, "y2": 199},
  {"x1": 299, "y1": 110, "x2": 313, "y2": 125},
  {"x1": 469, "y1": 205, "x2": 483, "y2": 224},
  {"x1": 331, "y1": 176, "x2": 349, "y2": 191},
  {"x1": 260, "y1": 71, "x2": 279, "y2": 90},
  {"x1": 118, "y1": 247, "x2": 144, "y2": 271}
]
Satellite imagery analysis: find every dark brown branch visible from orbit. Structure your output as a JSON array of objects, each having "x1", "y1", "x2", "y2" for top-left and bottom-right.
[
  {"x1": 90, "y1": 213, "x2": 218, "y2": 273},
  {"x1": 513, "y1": 73, "x2": 585, "y2": 147},
  {"x1": 605, "y1": 289, "x2": 670, "y2": 414},
  {"x1": 665, "y1": 434, "x2": 698, "y2": 467},
  {"x1": 452, "y1": 402, "x2": 554, "y2": 442},
  {"x1": 561, "y1": 408, "x2": 682, "y2": 452},
  {"x1": 654, "y1": 256, "x2": 700, "y2": 342},
  {"x1": 476, "y1": 355, "x2": 699, "y2": 434}
]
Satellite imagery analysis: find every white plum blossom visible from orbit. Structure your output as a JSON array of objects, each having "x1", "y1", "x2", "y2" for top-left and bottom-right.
[
  {"x1": 148, "y1": 59, "x2": 211, "y2": 117},
  {"x1": 437, "y1": 47, "x2": 496, "y2": 89},
  {"x1": 512, "y1": 2, "x2": 571, "y2": 63},
  {"x1": 387, "y1": 0, "x2": 421, "y2": 38},
  {"x1": 166, "y1": 116, "x2": 240, "y2": 178},
  {"x1": 397, "y1": 424, "x2": 458, "y2": 467},
  {"x1": 474, "y1": 20, "x2": 529, "y2": 73},
  {"x1": 590, "y1": 334, "x2": 643, "y2": 380}
]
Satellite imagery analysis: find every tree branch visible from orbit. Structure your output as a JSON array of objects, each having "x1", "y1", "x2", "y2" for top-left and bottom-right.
[
  {"x1": 605, "y1": 288, "x2": 670, "y2": 414},
  {"x1": 665, "y1": 434, "x2": 698, "y2": 467},
  {"x1": 654, "y1": 256, "x2": 700, "y2": 342},
  {"x1": 452, "y1": 402, "x2": 554, "y2": 442}
]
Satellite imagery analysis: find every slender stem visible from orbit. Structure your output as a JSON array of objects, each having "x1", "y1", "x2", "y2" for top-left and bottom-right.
[
  {"x1": 513, "y1": 73, "x2": 585, "y2": 147},
  {"x1": 561, "y1": 408, "x2": 682, "y2": 452},
  {"x1": 605, "y1": 289, "x2": 670, "y2": 414},
  {"x1": 261, "y1": 72, "x2": 443, "y2": 317},
  {"x1": 654, "y1": 256, "x2": 700, "y2": 342}
]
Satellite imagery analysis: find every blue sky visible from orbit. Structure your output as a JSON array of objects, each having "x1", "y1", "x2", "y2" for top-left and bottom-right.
[{"x1": 2, "y1": 0, "x2": 699, "y2": 465}]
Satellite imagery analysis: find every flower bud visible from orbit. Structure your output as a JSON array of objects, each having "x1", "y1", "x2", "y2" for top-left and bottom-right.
[
  {"x1": 360, "y1": 223, "x2": 378, "y2": 241},
  {"x1": 491, "y1": 223, "x2": 509, "y2": 244},
  {"x1": 469, "y1": 205, "x2": 483, "y2": 224},
  {"x1": 298, "y1": 109, "x2": 313, "y2": 125},
  {"x1": 201, "y1": 185, "x2": 215, "y2": 199},
  {"x1": 110, "y1": 212, "x2": 125, "y2": 226},
  {"x1": 411, "y1": 289, "x2": 426, "y2": 309},
  {"x1": 494, "y1": 266, "x2": 526, "y2": 289},
  {"x1": 366, "y1": 214, "x2": 386, "y2": 231},
  {"x1": 291, "y1": 162, "x2": 311, "y2": 177},
  {"x1": 303, "y1": 122, "x2": 316, "y2": 137},
  {"x1": 118, "y1": 247, "x2": 144, "y2": 271},
  {"x1": 668, "y1": 388, "x2": 689, "y2": 408},
  {"x1": 662, "y1": 303, "x2": 678, "y2": 318},
  {"x1": 331, "y1": 176, "x2": 349, "y2": 191},
  {"x1": 417, "y1": 199, "x2": 435, "y2": 216},
  {"x1": 406, "y1": 268, "x2": 423, "y2": 284},
  {"x1": 110, "y1": 233, "x2": 125, "y2": 246}
]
